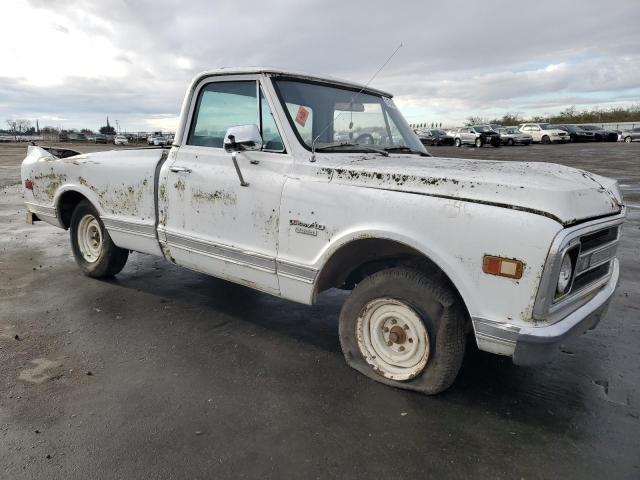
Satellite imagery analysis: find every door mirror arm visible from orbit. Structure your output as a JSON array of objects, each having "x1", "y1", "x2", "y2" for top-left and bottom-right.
[{"x1": 231, "y1": 151, "x2": 249, "y2": 187}]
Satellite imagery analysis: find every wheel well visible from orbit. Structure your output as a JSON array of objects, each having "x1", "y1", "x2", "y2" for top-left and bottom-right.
[
  {"x1": 315, "y1": 238, "x2": 453, "y2": 294},
  {"x1": 57, "y1": 190, "x2": 88, "y2": 229}
]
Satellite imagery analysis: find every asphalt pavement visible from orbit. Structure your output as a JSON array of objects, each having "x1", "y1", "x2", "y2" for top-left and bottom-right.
[{"x1": 1, "y1": 141, "x2": 639, "y2": 479}]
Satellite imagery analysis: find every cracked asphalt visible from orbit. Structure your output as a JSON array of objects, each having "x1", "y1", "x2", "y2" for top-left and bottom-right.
[{"x1": 1, "y1": 141, "x2": 639, "y2": 479}]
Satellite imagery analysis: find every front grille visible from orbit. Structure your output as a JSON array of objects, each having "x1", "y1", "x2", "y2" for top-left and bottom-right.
[
  {"x1": 534, "y1": 212, "x2": 624, "y2": 320},
  {"x1": 572, "y1": 263, "x2": 610, "y2": 292},
  {"x1": 554, "y1": 225, "x2": 620, "y2": 304},
  {"x1": 581, "y1": 226, "x2": 618, "y2": 251}
]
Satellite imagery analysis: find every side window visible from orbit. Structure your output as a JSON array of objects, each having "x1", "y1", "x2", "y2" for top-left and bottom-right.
[
  {"x1": 188, "y1": 81, "x2": 257, "y2": 148},
  {"x1": 260, "y1": 88, "x2": 284, "y2": 152}
]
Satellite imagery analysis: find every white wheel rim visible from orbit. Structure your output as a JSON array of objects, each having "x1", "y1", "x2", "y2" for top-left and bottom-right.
[
  {"x1": 356, "y1": 298, "x2": 430, "y2": 381},
  {"x1": 77, "y1": 214, "x2": 103, "y2": 263}
]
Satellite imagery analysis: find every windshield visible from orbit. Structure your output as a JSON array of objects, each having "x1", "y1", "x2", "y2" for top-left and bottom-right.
[
  {"x1": 273, "y1": 79, "x2": 426, "y2": 154},
  {"x1": 540, "y1": 124, "x2": 555, "y2": 130},
  {"x1": 473, "y1": 126, "x2": 494, "y2": 133},
  {"x1": 431, "y1": 129, "x2": 447, "y2": 136},
  {"x1": 581, "y1": 125, "x2": 599, "y2": 130}
]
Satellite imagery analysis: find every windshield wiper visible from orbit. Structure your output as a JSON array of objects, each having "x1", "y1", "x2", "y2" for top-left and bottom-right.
[
  {"x1": 314, "y1": 142, "x2": 389, "y2": 156},
  {"x1": 384, "y1": 146, "x2": 430, "y2": 157}
]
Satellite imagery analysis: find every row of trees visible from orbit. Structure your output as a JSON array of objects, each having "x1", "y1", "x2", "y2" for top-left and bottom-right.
[
  {"x1": 2, "y1": 119, "x2": 116, "y2": 140},
  {"x1": 464, "y1": 104, "x2": 640, "y2": 127}
]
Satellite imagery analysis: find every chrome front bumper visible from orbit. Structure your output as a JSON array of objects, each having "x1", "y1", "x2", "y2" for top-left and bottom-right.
[{"x1": 473, "y1": 259, "x2": 619, "y2": 366}]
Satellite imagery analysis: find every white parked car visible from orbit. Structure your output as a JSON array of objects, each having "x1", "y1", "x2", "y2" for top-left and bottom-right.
[
  {"x1": 496, "y1": 127, "x2": 532, "y2": 146},
  {"x1": 21, "y1": 67, "x2": 625, "y2": 394},
  {"x1": 519, "y1": 123, "x2": 569, "y2": 144},
  {"x1": 113, "y1": 135, "x2": 128, "y2": 145},
  {"x1": 152, "y1": 135, "x2": 168, "y2": 146}
]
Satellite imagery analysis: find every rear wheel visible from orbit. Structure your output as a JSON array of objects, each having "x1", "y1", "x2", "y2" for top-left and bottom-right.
[
  {"x1": 338, "y1": 267, "x2": 467, "y2": 395},
  {"x1": 70, "y1": 200, "x2": 128, "y2": 277},
  {"x1": 625, "y1": 136, "x2": 632, "y2": 143},
  {"x1": 475, "y1": 137, "x2": 483, "y2": 148},
  {"x1": 541, "y1": 135, "x2": 551, "y2": 144},
  {"x1": 507, "y1": 138, "x2": 514, "y2": 146},
  {"x1": 454, "y1": 138, "x2": 462, "y2": 147}
]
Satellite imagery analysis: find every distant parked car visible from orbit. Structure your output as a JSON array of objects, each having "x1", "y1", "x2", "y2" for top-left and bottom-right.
[
  {"x1": 58, "y1": 132, "x2": 69, "y2": 142},
  {"x1": 454, "y1": 125, "x2": 501, "y2": 148},
  {"x1": 416, "y1": 129, "x2": 455, "y2": 146},
  {"x1": 495, "y1": 127, "x2": 532, "y2": 146},
  {"x1": 553, "y1": 125, "x2": 596, "y2": 142},
  {"x1": 619, "y1": 127, "x2": 640, "y2": 143},
  {"x1": 114, "y1": 134, "x2": 129, "y2": 145},
  {"x1": 69, "y1": 133, "x2": 87, "y2": 142},
  {"x1": 152, "y1": 135, "x2": 168, "y2": 146},
  {"x1": 519, "y1": 123, "x2": 569, "y2": 144},
  {"x1": 94, "y1": 134, "x2": 108, "y2": 144},
  {"x1": 578, "y1": 125, "x2": 619, "y2": 142}
]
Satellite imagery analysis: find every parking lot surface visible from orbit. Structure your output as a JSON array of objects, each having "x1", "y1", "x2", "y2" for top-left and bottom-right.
[{"x1": 1, "y1": 141, "x2": 639, "y2": 479}]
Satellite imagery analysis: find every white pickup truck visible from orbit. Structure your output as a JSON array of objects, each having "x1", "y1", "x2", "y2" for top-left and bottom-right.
[{"x1": 21, "y1": 68, "x2": 625, "y2": 394}]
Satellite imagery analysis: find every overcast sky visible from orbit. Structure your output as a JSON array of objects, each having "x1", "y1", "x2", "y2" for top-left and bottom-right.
[{"x1": 1, "y1": 0, "x2": 639, "y2": 132}]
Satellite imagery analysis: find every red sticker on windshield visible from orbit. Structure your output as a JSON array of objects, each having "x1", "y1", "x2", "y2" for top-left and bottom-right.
[{"x1": 295, "y1": 106, "x2": 309, "y2": 127}]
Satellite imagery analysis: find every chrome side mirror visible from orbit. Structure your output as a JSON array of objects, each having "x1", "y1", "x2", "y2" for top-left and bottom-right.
[
  {"x1": 223, "y1": 124, "x2": 262, "y2": 188},
  {"x1": 224, "y1": 124, "x2": 263, "y2": 152}
]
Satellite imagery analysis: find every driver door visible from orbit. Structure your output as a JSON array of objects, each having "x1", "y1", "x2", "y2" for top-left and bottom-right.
[{"x1": 160, "y1": 77, "x2": 291, "y2": 295}]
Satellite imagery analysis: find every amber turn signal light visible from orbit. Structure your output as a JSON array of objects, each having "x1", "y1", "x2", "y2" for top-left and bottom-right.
[{"x1": 483, "y1": 255, "x2": 524, "y2": 279}]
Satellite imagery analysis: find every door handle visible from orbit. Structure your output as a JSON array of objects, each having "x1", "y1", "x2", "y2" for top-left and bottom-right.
[{"x1": 170, "y1": 166, "x2": 192, "y2": 173}]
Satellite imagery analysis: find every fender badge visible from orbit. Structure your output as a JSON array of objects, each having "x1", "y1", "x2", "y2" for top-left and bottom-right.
[{"x1": 290, "y1": 219, "x2": 325, "y2": 236}]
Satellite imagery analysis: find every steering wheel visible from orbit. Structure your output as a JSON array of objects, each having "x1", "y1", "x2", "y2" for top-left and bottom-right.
[{"x1": 353, "y1": 132, "x2": 375, "y2": 145}]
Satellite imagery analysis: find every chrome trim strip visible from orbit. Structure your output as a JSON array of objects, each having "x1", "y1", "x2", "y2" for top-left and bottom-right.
[
  {"x1": 102, "y1": 217, "x2": 157, "y2": 238},
  {"x1": 160, "y1": 230, "x2": 318, "y2": 284},
  {"x1": 165, "y1": 231, "x2": 276, "y2": 273},
  {"x1": 472, "y1": 318, "x2": 521, "y2": 343},
  {"x1": 276, "y1": 260, "x2": 318, "y2": 284},
  {"x1": 25, "y1": 202, "x2": 56, "y2": 217},
  {"x1": 532, "y1": 209, "x2": 626, "y2": 320}
]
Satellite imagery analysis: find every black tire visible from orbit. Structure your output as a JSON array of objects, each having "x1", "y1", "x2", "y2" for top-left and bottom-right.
[
  {"x1": 523, "y1": 141, "x2": 531, "y2": 146},
  {"x1": 475, "y1": 137, "x2": 483, "y2": 148},
  {"x1": 625, "y1": 136, "x2": 632, "y2": 143},
  {"x1": 338, "y1": 267, "x2": 467, "y2": 395},
  {"x1": 541, "y1": 135, "x2": 551, "y2": 145},
  {"x1": 70, "y1": 200, "x2": 129, "y2": 278},
  {"x1": 454, "y1": 138, "x2": 462, "y2": 147},
  {"x1": 507, "y1": 138, "x2": 514, "y2": 146}
]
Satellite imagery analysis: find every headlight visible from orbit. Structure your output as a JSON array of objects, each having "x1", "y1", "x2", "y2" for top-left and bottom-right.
[{"x1": 556, "y1": 254, "x2": 573, "y2": 295}]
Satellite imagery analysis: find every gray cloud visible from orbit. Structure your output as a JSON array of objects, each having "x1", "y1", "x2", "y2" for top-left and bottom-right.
[{"x1": 4, "y1": 0, "x2": 639, "y2": 129}]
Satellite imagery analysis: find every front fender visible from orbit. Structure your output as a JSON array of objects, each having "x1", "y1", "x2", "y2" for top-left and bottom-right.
[{"x1": 279, "y1": 180, "x2": 563, "y2": 327}]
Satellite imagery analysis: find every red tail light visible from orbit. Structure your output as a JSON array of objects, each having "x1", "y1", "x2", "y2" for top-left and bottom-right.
[{"x1": 24, "y1": 179, "x2": 33, "y2": 190}]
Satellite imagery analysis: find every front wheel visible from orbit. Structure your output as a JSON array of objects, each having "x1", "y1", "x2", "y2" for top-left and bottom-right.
[
  {"x1": 338, "y1": 267, "x2": 466, "y2": 395},
  {"x1": 475, "y1": 137, "x2": 483, "y2": 148},
  {"x1": 507, "y1": 138, "x2": 514, "y2": 146},
  {"x1": 541, "y1": 135, "x2": 551, "y2": 144},
  {"x1": 625, "y1": 136, "x2": 632, "y2": 143},
  {"x1": 70, "y1": 200, "x2": 129, "y2": 277},
  {"x1": 454, "y1": 138, "x2": 462, "y2": 147}
]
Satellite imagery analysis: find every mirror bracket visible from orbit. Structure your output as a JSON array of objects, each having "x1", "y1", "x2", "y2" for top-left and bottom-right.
[{"x1": 231, "y1": 151, "x2": 249, "y2": 187}]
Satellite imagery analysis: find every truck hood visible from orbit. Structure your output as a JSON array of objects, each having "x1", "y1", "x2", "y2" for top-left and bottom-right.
[{"x1": 320, "y1": 155, "x2": 623, "y2": 226}]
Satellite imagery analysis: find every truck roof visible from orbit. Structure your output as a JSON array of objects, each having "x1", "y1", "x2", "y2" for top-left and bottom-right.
[{"x1": 192, "y1": 67, "x2": 393, "y2": 97}]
